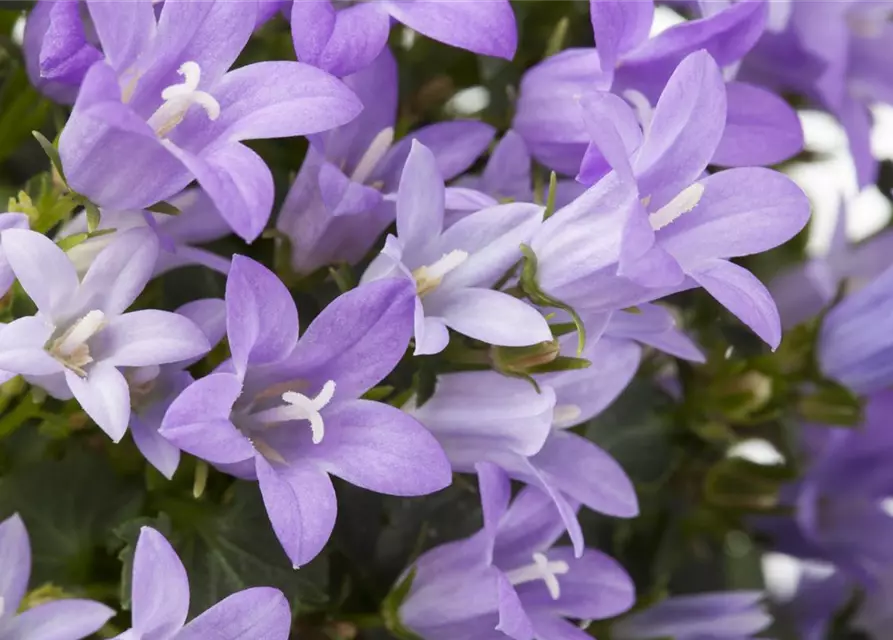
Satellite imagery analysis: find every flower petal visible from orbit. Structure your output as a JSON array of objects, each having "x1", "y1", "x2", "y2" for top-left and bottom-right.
[
  {"x1": 0, "y1": 514, "x2": 30, "y2": 611},
  {"x1": 226, "y1": 255, "x2": 299, "y2": 376},
  {"x1": 0, "y1": 316, "x2": 61, "y2": 376},
  {"x1": 689, "y1": 258, "x2": 781, "y2": 348},
  {"x1": 1, "y1": 229, "x2": 78, "y2": 319},
  {"x1": 577, "y1": 91, "x2": 641, "y2": 186},
  {"x1": 85, "y1": 0, "x2": 156, "y2": 74},
  {"x1": 431, "y1": 288, "x2": 551, "y2": 347},
  {"x1": 95, "y1": 310, "x2": 209, "y2": 368},
  {"x1": 589, "y1": 0, "x2": 654, "y2": 72},
  {"x1": 396, "y1": 140, "x2": 445, "y2": 250},
  {"x1": 3, "y1": 599, "x2": 114, "y2": 640},
  {"x1": 256, "y1": 456, "x2": 337, "y2": 568},
  {"x1": 131, "y1": 413, "x2": 181, "y2": 481},
  {"x1": 177, "y1": 587, "x2": 291, "y2": 640},
  {"x1": 131, "y1": 527, "x2": 190, "y2": 638},
  {"x1": 310, "y1": 399, "x2": 451, "y2": 496},
  {"x1": 65, "y1": 362, "x2": 131, "y2": 442}
]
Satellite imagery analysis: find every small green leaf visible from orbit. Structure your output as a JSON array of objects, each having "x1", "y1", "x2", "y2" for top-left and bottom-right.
[
  {"x1": 382, "y1": 567, "x2": 423, "y2": 640},
  {"x1": 328, "y1": 264, "x2": 356, "y2": 293},
  {"x1": 145, "y1": 201, "x2": 181, "y2": 216},
  {"x1": 543, "y1": 171, "x2": 558, "y2": 220},
  {"x1": 798, "y1": 381, "x2": 863, "y2": 427},
  {"x1": 363, "y1": 385, "x2": 395, "y2": 402},
  {"x1": 56, "y1": 228, "x2": 115, "y2": 252},
  {"x1": 491, "y1": 339, "x2": 560, "y2": 375},
  {"x1": 84, "y1": 200, "x2": 101, "y2": 233},
  {"x1": 32, "y1": 131, "x2": 65, "y2": 184}
]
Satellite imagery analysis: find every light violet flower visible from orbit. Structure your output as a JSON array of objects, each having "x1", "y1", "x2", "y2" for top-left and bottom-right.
[
  {"x1": 531, "y1": 51, "x2": 810, "y2": 348},
  {"x1": 612, "y1": 592, "x2": 772, "y2": 640},
  {"x1": 291, "y1": 0, "x2": 517, "y2": 77},
  {"x1": 160, "y1": 256, "x2": 451, "y2": 567},
  {"x1": 276, "y1": 48, "x2": 495, "y2": 275},
  {"x1": 0, "y1": 228, "x2": 210, "y2": 442},
  {"x1": 116, "y1": 526, "x2": 291, "y2": 640},
  {"x1": 0, "y1": 514, "x2": 114, "y2": 640},
  {"x1": 58, "y1": 0, "x2": 362, "y2": 242},
  {"x1": 513, "y1": 0, "x2": 803, "y2": 175},
  {"x1": 400, "y1": 464, "x2": 635, "y2": 640},
  {"x1": 0, "y1": 213, "x2": 29, "y2": 299},
  {"x1": 360, "y1": 140, "x2": 551, "y2": 355}
]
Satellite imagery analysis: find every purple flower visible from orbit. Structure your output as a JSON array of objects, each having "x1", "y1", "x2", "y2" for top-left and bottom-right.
[
  {"x1": 513, "y1": 0, "x2": 803, "y2": 175},
  {"x1": 612, "y1": 591, "x2": 772, "y2": 640},
  {"x1": 0, "y1": 228, "x2": 210, "y2": 442},
  {"x1": 61, "y1": 188, "x2": 232, "y2": 277},
  {"x1": 400, "y1": 464, "x2": 635, "y2": 640},
  {"x1": 291, "y1": 0, "x2": 517, "y2": 77},
  {"x1": 160, "y1": 256, "x2": 451, "y2": 566},
  {"x1": 0, "y1": 213, "x2": 29, "y2": 299},
  {"x1": 117, "y1": 526, "x2": 291, "y2": 640},
  {"x1": 57, "y1": 0, "x2": 362, "y2": 242},
  {"x1": 0, "y1": 514, "x2": 113, "y2": 640},
  {"x1": 530, "y1": 51, "x2": 810, "y2": 348},
  {"x1": 360, "y1": 141, "x2": 551, "y2": 355},
  {"x1": 276, "y1": 48, "x2": 495, "y2": 275},
  {"x1": 819, "y1": 263, "x2": 893, "y2": 395}
]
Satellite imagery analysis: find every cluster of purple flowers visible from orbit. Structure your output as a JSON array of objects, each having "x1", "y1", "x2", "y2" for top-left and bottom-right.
[{"x1": 5, "y1": 0, "x2": 893, "y2": 637}]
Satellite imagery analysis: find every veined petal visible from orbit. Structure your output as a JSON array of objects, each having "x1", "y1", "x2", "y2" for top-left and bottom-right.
[
  {"x1": 577, "y1": 91, "x2": 642, "y2": 186},
  {"x1": 65, "y1": 363, "x2": 131, "y2": 442},
  {"x1": 95, "y1": 310, "x2": 210, "y2": 368},
  {"x1": 431, "y1": 288, "x2": 552, "y2": 347},
  {"x1": 177, "y1": 588, "x2": 291, "y2": 640},
  {"x1": 0, "y1": 316, "x2": 61, "y2": 377},
  {"x1": 2, "y1": 229, "x2": 78, "y2": 319},
  {"x1": 589, "y1": 0, "x2": 654, "y2": 73},
  {"x1": 131, "y1": 527, "x2": 190, "y2": 638},
  {"x1": 3, "y1": 599, "x2": 114, "y2": 640},
  {"x1": 131, "y1": 413, "x2": 181, "y2": 481}
]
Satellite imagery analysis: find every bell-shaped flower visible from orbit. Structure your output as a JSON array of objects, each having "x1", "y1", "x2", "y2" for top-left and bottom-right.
[
  {"x1": 116, "y1": 526, "x2": 291, "y2": 640},
  {"x1": 291, "y1": 0, "x2": 517, "y2": 77},
  {"x1": 400, "y1": 464, "x2": 635, "y2": 640},
  {"x1": 0, "y1": 228, "x2": 210, "y2": 442},
  {"x1": 160, "y1": 256, "x2": 451, "y2": 567},
  {"x1": 276, "y1": 48, "x2": 495, "y2": 275},
  {"x1": 0, "y1": 514, "x2": 113, "y2": 640},
  {"x1": 58, "y1": 0, "x2": 362, "y2": 242},
  {"x1": 129, "y1": 298, "x2": 227, "y2": 480},
  {"x1": 0, "y1": 213, "x2": 29, "y2": 298},
  {"x1": 61, "y1": 188, "x2": 232, "y2": 278},
  {"x1": 531, "y1": 51, "x2": 810, "y2": 349},
  {"x1": 612, "y1": 591, "x2": 772, "y2": 640},
  {"x1": 513, "y1": 0, "x2": 803, "y2": 175},
  {"x1": 360, "y1": 140, "x2": 551, "y2": 355}
]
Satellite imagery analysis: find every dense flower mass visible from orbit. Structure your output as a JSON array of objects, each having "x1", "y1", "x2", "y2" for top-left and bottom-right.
[{"x1": 0, "y1": 0, "x2": 890, "y2": 637}]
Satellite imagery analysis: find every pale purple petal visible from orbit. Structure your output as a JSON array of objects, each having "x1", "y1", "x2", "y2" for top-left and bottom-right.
[
  {"x1": 289, "y1": 0, "x2": 336, "y2": 68},
  {"x1": 131, "y1": 527, "x2": 189, "y2": 638},
  {"x1": 414, "y1": 308, "x2": 451, "y2": 357},
  {"x1": 65, "y1": 363, "x2": 131, "y2": 442},
  {"x1": 607, "y1": 305, "x2": 704, "y2": 362},
  {"x1": 317, "y1": 163, "x2": 383, "y2": 216},
  {"x1": 95, "y1": 310, "x2": 210, "y2": 368},
  {"x1": 176, "y1": 298, "x2": 227, "y2": 352},
  {"x1": 528, "y1": 615, "x2": 592, "y2": 640},
  {"x1": 577, "y1": 91, "x2": 641, "y2": 186},
  {"x1": 0, "y1": 514, "x2": 30, "y2": 611},
  {"x1": 396, "y1": 140, "x2": 445, "y2": 250},
  {"x1": 0, "y1": 214, "x2": 29, "y2": 298},
  {"x1": 478, "y1": 461, "x2": 512, "y2": 538},
  {"x1": 131, "y1": 413, "x2": 181, "y2": 481},
  {"x1": 430, "y1": 288, "x2": 551, "y2": 347},
  {"x1": 226, "y1": 255, "x2": 299, "y2": 376},
  {"x1": 492, "y1": 487, "x2": 569, "y2": 567},
  {"x1": 309, "y1": 399, "x2": 451, "y2": 495},
  {"x1": 495, "y1": 572, "x2": 535, "y2": 640},
  {"x1": 159, "y1": 373, "x2": 255, "y2": 465},
  {"x1": 256, "y1": 456, "x2": 337, "y2": 568},
  {"x1": 85, "y1": 0, "x2": 155, "y2": 73},
  {"x1": 0, "y1": 316, "x2": 61, "y2": 376},
  {"x1": 1, "y1": 229, "x2": 78, "y2": 319},
  {"x1": 177, "y1": 587, "x2": 291, "y2": 640},
  {"x1": 688, "y1": 258, "x2": 781, "y2": 348},
  {"x1": 478, "y1": 130, "x2": 532, "y2": 201},
  {"x1": 387, "y1": 0, "x2": 517, "y2": 60},
  {"x1": 4, "y1": 600, "x2": 114, "y2": 640},
  {"x1": 589, "y1": 0, "x2": 654, "y2": 74}
]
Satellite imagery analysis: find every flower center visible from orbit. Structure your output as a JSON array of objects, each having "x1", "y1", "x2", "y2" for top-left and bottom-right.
[
  {"x1": 412, "y1": 250, "x2": 469, "y2": 297},
  {"x1": 648, "y1": 183, "x2": 704, "y2": 231},
  {"x1": 252, "y1": 380, "x2": 337, "y2": 444},
  {"x1": 48, "y1": 310, "x2": 106, "y2": 377},
  {"x1": 351, "y1": 127, "x2": 395, "y2": 184},
  {"x1": 147, "y1": 61, "x2": 221, "y2": 137},
  {"x1": 505, "y1": 552, "x2": 570, "y2": 600}
]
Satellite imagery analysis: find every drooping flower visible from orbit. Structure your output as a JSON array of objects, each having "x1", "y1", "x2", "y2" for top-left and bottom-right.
[
  {"x1": 360, "y1": 140, "x2": 551, "y2": 355},
  {"x1": 276, "y1": 47, "x2": 495, "y2": 275},
  {"x1": 0, "y1": 514, "x2": 113, "y2": 640},
  {"x1": 291, "y1": 0, "x2": 517, "y2": 77},
  {"x1": 58, "y1": 0, "x2": 362, "y2": 242},
  {"x1": 611, "y1": 591, "x2": 772, "y2": 640},
  {"x1": 0, "y1": 228, "x2": 210, "y2": 442},
  {"x1": 819, "y1": 263, "x2": 893, "y2": 395},
  {"x1": 513, "y1": 0, "x2": 803, "y2": 175},
  {"x1": 399, "y1": 464, "x2": 635, "y2": 640},
  {"x1": 116, "y1": 526, "x2": 291, "y2": 640},
  {"x1": 160, "y1": 255, "x2": 451, "y2": 566},
  {"x1": 530, "y1": 51, "x2": 810, "y2": 348}
]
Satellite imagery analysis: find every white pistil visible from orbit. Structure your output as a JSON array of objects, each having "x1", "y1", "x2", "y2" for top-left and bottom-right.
[
  {"x1": 506, "y1": 552, "x2": 570, "y2": 601},
  {"x1": 552, "y1": 404, "x2": 582, "y2": 428},
  {"x1": 351, "y1": 127, "x2": 395, "y2": 184},
  {"x1": 412, "y1": 250, "x2": 469, "y2": 297},
  {"x1": 648, "y1": 183, "x2": 705, "y2": 231},
  {"x1": 254, "y1": 380, "x2": 336, "y2": 444},
  {"x1": 147, "y1": 61, "x2": 221, "y2": 137},
  {"x1": 49, "y1": 310, "x2": 106, "y2": 376}
]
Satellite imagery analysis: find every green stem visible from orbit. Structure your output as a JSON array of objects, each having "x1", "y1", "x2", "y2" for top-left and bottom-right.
[{"x1": 0, "y1": 393, "x2": 41, "y2": 438}]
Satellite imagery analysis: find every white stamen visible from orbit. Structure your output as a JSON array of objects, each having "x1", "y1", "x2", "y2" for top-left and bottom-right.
[
  {"x1": 552, "y1": 404, "x2": 582, "y2": 428},
  {"x1": 49, "y1": 310, "x2": 106, "y2": 376},
  {"x1": 412, "y1": 250, "x2": 469, "y2": 297},
  {"x1": 506, "y1": 552, "x2": 569, "y2": 600},
  {"x1": 253, "y1": 381, "x2": 336, "y2": 444},
  {"x1": 648, "y1": 183, "x2": 705, "y2": 231},
  {"x1": 147, "y1": 61, "x2": 221, "y2": 137},
  {"x1": 351, "y1": 127, "x2": 395, "y2": 184}
]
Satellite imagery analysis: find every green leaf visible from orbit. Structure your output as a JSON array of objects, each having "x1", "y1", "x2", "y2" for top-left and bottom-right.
[
  {"x1": 382, "y1": 567, "x2": 423, "y2": 640},
  {"x1": 31, "y1": 131, "x2": 65, "y2": 184},
  {"x1": 0, "y1": 449, "x2": 144, "y2": 587},
  {"x1": 797, "y1": 381, "x2": 863, "y2": 427},
  {"x1": 56, "y1": 228, "x2": 116, "y2": 252},
  {"x1": 704, "y1": 458, "x2": 797, "y2": 512},
  {"x1": 145, "y1": 201, "x2": 181, "y2": 216},
  {"x1": 543, "y1": 171, "x2": 558, "y2": 220},
  {"x1": 84, "y1": 200, "x2": 101, "y2": 233},
  {"x1": 115, "y1": 482, "x2": 329, "y2": 616}
]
